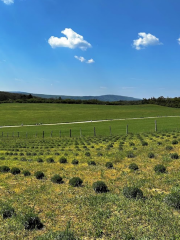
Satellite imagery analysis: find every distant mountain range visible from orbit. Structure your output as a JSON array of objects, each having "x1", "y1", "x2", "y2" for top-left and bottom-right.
[{"x1": 11, "y1": 92, "x2": 141, "y2": 102}]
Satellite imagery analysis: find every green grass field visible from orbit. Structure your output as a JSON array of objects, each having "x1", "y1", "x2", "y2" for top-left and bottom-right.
[
  {"x1": 0, "y1": 103, "x2": 180, "y2": 126},
  {"x1": 1, "y1": 103, "x2": 180, "y2": 138},
  {"x1": 1, "y1": 104, "x2": 180, "y2": 239},
  {"x1": 1, "y1": 132, "x2": 180, "y2": 239},
  {"x1": 1, "y1": 117, "x2": 180, "y2": 139}
]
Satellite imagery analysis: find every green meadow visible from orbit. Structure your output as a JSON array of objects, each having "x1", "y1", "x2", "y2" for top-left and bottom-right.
[
  {"x1": 1, "y1": 116, "x2": 180, "y2": 139},
  {"x1": 0, "y1": 103, "x2": 180, "y2": 138},
  {"x1": 1, "y1": 103, "x2": 180, "y2": 239},
  {"x1": 0, "y1": 103, "x2": 180, "y2": 126},
  {"x1": 0, "y1": 132, "x2": 180, "y2": 239}
]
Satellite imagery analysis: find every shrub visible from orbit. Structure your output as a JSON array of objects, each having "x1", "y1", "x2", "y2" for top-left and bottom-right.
[
  {"x1": 37, "y1": 158, "x2": 43, "y2": 163},
  {"x1": 88, "y1": 160, "x2": 96, "y2": 166},
  {"x1": 54, "y1": 152, "x2": 60, "y2": 155},
  {"x1": 170, "y1": 153, "x2": 179, "y2": 159},
  {"x1": 93, "y1": 181, "x2": 108, "y2": 193},
  {"x1": 69, "y1": 177, "x2": 83, "y2": 187},
  {"x1": 23, "y1": 170, "x2": 31, "y2": 176},
  {"x1": 148, "y1": 152, "x2": 155, "y2": 158},
  {"x1": 0, "y1": 166, "x2": 10, "y2": 173},
  {"x1": 45, "y1": 231, "x2": 77, "y2": 240},
  {"x1": 0, "y1": 205, "x2": 15, "y2": 219},
  {"x1": 71, "y1": 159, "x2": 79, "y2": 165},
  {"x1": 142, "y1": 141, "x2": 148, "y2": 146},
  {"x1": 129, "y1": 142, "x2": 135, "y2": 146},
  {"x1": 123, "y1": 186, "x2": 143, "y2": 199},
  {"x1": 85, "y1": 152, "x2": 91, "y2": 157},
  {"x1": 166, "y1": 145, "x2": 173, "y2": 150},
  {"x1": 23, "y1": 212, "x2": 43, "y2": 230},
  {"x1": 127, "y1": 152, "x2": 135, "y2": 158},
  {"x1": 46, "y1": 157, "x2": 54, "y2": 163},
  {"x1": 164, "y1": 192, "x2": 180, "y2": 209},
  {"x1": 172, "y1": 140, "x2": 178, "y2": 145},
  {"x1": 119, "y1": 146, "x2": 123, "y2": 151},
  {"x1": 10, "y1": 167, "x2": 21, "y2": 175},
  {"x1": 34, "y1": 171, "x2": 45, "y2": 179},
  {"x1": 21, "y1": 157, "x2": 27, "y2": 161},
  {"x1": 154, "y1": 164, "x2": 166, "y2": 173},
  {"x1": 59, "y1": 157, "x2": 67, "y2": 163},
  {"x1": 51, "y1": 174, "x2": 63, "y2": 184},
  {"x1": 105, "y1": 162, "x2": 113, "y2": 169},
  {"x1": 129, "y1": 163, "x2": 138, "y2": 171},
  {"x1": 107, "y1": 143, "x2": 113, "y2": 148},
  {"x1": 97, "y1": 152, "x2": 103, "y2": 157},
  {"x1": 0, "y1": 157, "x2": 5, "y2": 160}
]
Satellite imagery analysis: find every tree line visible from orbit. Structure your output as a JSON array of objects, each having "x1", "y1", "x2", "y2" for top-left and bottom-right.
[{"x1": 1, "y1": 91, "x2": 180, "y2": 108}]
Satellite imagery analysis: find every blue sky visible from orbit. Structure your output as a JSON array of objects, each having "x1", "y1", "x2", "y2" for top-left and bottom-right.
[{"x1": 0, "y1": 0, "x2": 180, "y2": 98}]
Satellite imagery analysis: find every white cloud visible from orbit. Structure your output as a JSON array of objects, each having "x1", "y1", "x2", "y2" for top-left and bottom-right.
[
  {"x1": 74, "y1": 56, "x2": 86, "y2": 62},
  {"x1": 1, "y1": 0, "x2": 14, "y2": 4},
  {"x1": 133, "y1": 32, "x2": 162, "y2": 50},
  {"x1": 74, "y1": 56, "x2": 94, "y2": 64},
  {"x1": 178, "y1": 38, "x2": 180, "y2": 45},
  {"x1": 86, "y1": 59, "x2": 94, "y2": 64},
  {"x1": 48, "y1": 28, "x2": 91, "y2": 50}
]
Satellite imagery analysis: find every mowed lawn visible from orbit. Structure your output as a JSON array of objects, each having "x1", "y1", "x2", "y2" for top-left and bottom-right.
[
  {"x1": 1, "y1": 117, "x2": 180, "y2": 138},
  {"x1": 0, "y1": 103, "x2": 180, "y2": 126}
]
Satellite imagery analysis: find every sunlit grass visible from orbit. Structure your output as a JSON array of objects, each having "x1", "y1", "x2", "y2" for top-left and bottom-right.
[{"x1": 0, "y1": 133, "x2": 180, "y2": 238}]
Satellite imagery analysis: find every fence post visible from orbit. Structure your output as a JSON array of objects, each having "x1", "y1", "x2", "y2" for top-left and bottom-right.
[
  {"x1": 126, "y1": 125, "x2": 128, "y2": 135},
  {"x1": 26, "y1": 132, "x2": 27, "y2": 138},
  {"x1": 94, "y1": 127, "x2": 96, "y2": 137},
  {"x1": 155, "y1": 120, "x2": 157, "y2": 132},
  {"x1": 110, "y1": 126, "x2": 112, "y2": 135},
  {"x1": 18, "y1": 132, "x2": 19, "y2": 138},
  {"x1": 80, "y1": 128, "x2": 82, "y2": 138},
  {"x1": 70, "y1": 129, "x2": 71, "y2": 138},
  {"x1": 2, "y1": 132, "x2": 3, "y2": 137},
  {"x1": 51, "y1": 131, "x2": 53, "y2": 137},
  {"x1": 43, "y1": 131, "x2": 44, "y2": 139},
  {"x1": 12, "y1": 132, "x2": 14, "y2": 137}
]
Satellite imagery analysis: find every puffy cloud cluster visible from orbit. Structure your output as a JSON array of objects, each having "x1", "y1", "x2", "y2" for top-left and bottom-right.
[
  {"x1": 87, "y1": 59, "x2": 94, "y2": 64},
  {"x1": 74, "y1": 56, "x2": 86, "y2": 62},
  {"x1": 1, "y1": 0, "x2": 14, "y2": 4},
  {"x1": 74, "y1": 56, "x2": 94, "y2": 64},
  {"x1": 133, "y1": 32, "x2": 162, "y2": 50},
  {"x1": 48, "y1": 28, "x2": 91, "y2": 51}
]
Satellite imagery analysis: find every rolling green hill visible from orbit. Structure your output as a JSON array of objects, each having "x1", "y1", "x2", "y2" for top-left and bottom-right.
[
  {"x1": 0, "y1": 103, "x2": 179, "y2": 126},
  {"x1": 12, "y1": 91, "x2": 141, "y2": 101}
]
